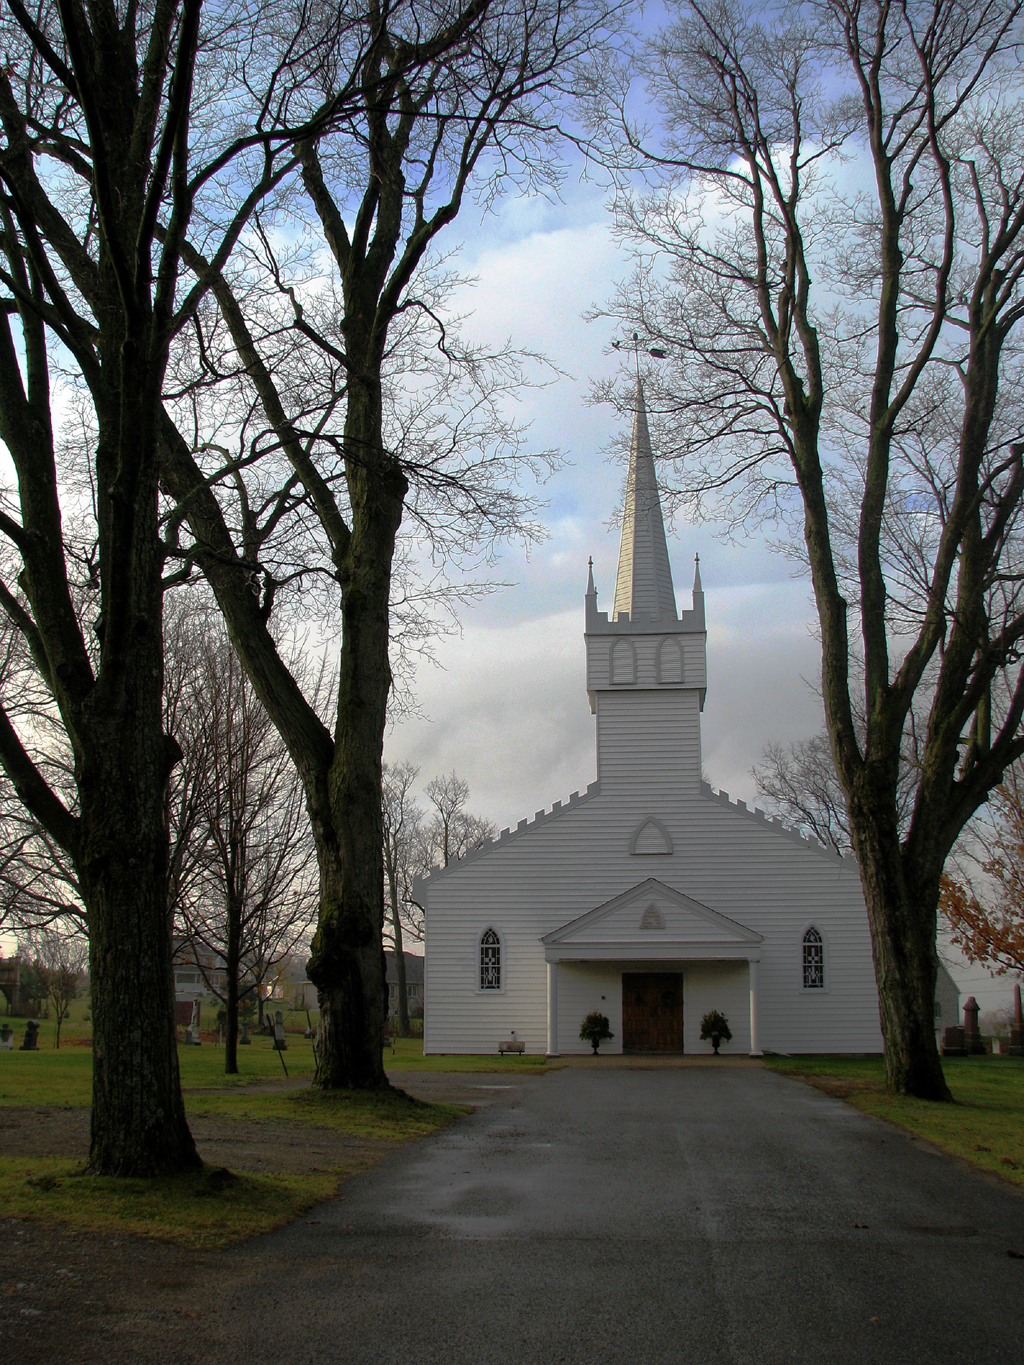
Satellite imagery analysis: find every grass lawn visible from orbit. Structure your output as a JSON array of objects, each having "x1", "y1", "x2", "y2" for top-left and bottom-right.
[
  {"x1": 0, "y1": 1002, "x2": 473, "y2": 1245},
  {"x1": 765, "y1": 1053, "x2": 1024, "y2": 1189},
  {"x1": 0, "y1": 1158, "x2": 339, "y2": 1249},
  {"x1": 383, "y1": 1036, "x2": 548, "y2": 1073},
  {"x1": 0, "y1": 1029, "x2": 545, "y2": 1108},
  {"x1": 189, "y1": 1083, "x2": 470, "y2": 1139},
  {"x1": 0, "y1": 1031, "x2": 320, "y2": 1106}
]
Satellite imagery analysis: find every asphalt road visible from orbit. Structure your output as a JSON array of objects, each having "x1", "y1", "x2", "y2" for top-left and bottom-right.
[{"x1": 210, "y1": 1064, "x2": 1024, "y2": 1365}]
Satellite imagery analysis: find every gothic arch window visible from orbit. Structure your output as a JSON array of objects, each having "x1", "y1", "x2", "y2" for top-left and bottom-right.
[
  {"x1": 802, "y1": 926, "x2": 825, "y2": 989},
  {"x1": 656, "y1": 636, "x2": 684, "y2": 684},
  {"x1": 479, "y1": 928, "x2": 502, "y2": 991},
  {"x1": 609, "y1": 637, "x2": 637, "y2": 685}
]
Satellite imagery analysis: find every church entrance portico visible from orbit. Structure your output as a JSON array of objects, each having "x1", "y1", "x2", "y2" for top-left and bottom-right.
[{"x1": 541, "y1": 877, "x2": 764, "y2": 1056}]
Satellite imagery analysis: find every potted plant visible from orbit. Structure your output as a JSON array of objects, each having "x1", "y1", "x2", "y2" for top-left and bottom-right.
[
  {"x1": 579, "y1": 1011, "x2": 614, "y2": 1055},
  {"x1": 700, "y1": 1009, "x2": 732, "y2": 1055}
]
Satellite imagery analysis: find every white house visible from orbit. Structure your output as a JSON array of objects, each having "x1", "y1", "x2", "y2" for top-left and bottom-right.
[{"x1": 417, "y1": 382, "x2": 884, "y2": 1056}]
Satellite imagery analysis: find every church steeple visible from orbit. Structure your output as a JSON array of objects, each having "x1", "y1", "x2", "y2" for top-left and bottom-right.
[{"x1": 612, "y1": 378, "x2": 677, "y2": 622}]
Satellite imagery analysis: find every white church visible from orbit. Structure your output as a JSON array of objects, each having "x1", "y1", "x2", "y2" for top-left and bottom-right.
[{"x1": 417, "y1": 385, "x2": 884, "y2": 1056}]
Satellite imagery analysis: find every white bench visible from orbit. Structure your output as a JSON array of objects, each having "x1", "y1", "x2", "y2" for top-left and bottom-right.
[{"x1": 498, "y1": 1040, "x2": 525, "y2": 1054}]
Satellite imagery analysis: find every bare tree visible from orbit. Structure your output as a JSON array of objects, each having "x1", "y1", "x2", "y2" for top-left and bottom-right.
[
  {"x1": 753, "y1": 723, "x2": 921, "y2": 855},
  {"x1": 171, "y1": 620, "x2": 317, "y2": 1073},
  {"x1": 0, "y1": 0, "x2": 389, "y2": 1173},
  {"x1": 0, "y1": 588, "x2": 84, "y2": 937},
  {"x1": 422, "y1": 771, "x2": 496, "y2": 868},
  {"x1": 19, "y1": 926, "x2": 88, "y2": 1048},
  {"x1": 590, "y1": 0, "x2": 1024, "y2": 1098},
  {"x1": 158, "y1": 0, "x2": 622, "y2": 1090},
  {"x1": 382, "y1": 760, "x2": 423, "y2": 1036},
  {"x1": 753, "y1": 736, "x2": 853, "y2": 855}
]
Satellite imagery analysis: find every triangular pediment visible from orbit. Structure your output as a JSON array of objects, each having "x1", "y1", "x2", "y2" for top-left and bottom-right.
[{"x1": 541, "y1": 878, "x2": 762, "y2": 947}]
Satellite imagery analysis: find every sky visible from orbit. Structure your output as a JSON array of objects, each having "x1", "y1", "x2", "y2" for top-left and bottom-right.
[{"x1": 379, "y1": 172, "x2": 1013, "y2": 1013}]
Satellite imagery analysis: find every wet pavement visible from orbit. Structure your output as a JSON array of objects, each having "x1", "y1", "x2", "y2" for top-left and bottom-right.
[{"x1": 208, "y1": 1064, "x2": 1024, "y2": 1364}]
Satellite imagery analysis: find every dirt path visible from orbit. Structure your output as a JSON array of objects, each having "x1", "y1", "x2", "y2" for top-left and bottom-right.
[{"x1": 0, "y1": 1071, "x2": 524, "y2": 1171}]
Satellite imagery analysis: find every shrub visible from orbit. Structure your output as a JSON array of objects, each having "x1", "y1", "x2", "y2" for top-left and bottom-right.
[
  {"x1": 579, "y1": 1011, "x2": 614, "y2": 1055},
  {"x1": 699, "y1": 1010, "x2": 732, "y2": 1055}
]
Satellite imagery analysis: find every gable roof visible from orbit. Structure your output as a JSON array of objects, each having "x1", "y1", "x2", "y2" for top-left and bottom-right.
[
  {"x1": 542, "y1": 877, "x2": 762, "y2": 949},
  {"x1": 385, "y1": 951, "x2": 424, "y2": 985}
]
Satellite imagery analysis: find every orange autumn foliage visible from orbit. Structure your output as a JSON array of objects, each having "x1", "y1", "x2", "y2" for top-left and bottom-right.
[{"x1": 940, "y1": 769, "x2": 1024, "y2": 978}]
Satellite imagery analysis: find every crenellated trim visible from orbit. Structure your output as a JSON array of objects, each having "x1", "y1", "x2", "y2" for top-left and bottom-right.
[
  {"x1": 412, "y1": 781, "x2": 603, "y2": 894},
  {"x1": 699, "y1": 781, "x2": 845, "y2": 862}
]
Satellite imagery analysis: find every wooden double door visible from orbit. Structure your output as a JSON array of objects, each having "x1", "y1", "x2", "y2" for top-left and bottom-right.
[{"x1": 622, "y1": 972, "x2": 683, "y2": 1052}]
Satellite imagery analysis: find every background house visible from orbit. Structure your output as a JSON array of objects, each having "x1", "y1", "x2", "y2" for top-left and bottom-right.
[{"x1": 387, "y1": 951, "x2": 424, "y2": 1019}]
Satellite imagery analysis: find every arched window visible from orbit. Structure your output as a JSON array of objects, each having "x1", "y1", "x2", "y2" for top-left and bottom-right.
[
  {"x1": 479, "y1": 928, "x2": 501, "y2": 990},
  {"x1": 802, "y1": 926, "x2": 825, "y2": 989}
]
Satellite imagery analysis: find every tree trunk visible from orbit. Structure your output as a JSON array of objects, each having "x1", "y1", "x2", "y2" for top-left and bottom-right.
[
  {"x1": 82, "y1": 752, "x2": 199, "y2": 1174},
  {"x1": 386, "y1": 858, "x2": 411, "y2": 1036},
  {"x1": 308, "y1": 815, "x2": 390, "y2": 1087},
  {"x1": 306, "y1": 385, "x2": 406, "y2": 1089},
  {"x1": 394, "y1": 920, "x2": 410, "y2": 1037},
  {"x1": 849, "y1": 806, "x2": 952, "y2": 1101},
  {"x1": 225, "y1": 904, "x2": 241, "y2": 1075}
]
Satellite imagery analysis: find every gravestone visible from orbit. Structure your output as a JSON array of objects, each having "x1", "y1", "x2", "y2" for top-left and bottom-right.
[
  {"x1": 941, "y1": 1024, "x2": 967, "y2": 1056},
  {"x1": 1009, "y1": 983, "x2": 1024, "y2": 1058},
  {"x1": 19, "y1": 1020, "x2": 39, "y2": 1051},
  {"x1": 273, "y1": 1009, "x2": 287, "y2": 1051},
  {"x1": 239, "y1": 1019, "x2": 251, "y2": 1045},
  {"x1": 184, "y1": 999, "x2": 202, "y2": 1046},
  {"x1": 963, "y1": 996, "x2": 987, "y2": 1054},
  {"x1": 0, "y1": 1023, "x2": 13, "y2": 1050}
]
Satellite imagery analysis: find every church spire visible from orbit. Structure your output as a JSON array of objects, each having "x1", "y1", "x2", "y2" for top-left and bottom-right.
[{"x1": 612, "y1": 377, "x2": 677, "y2": 622}]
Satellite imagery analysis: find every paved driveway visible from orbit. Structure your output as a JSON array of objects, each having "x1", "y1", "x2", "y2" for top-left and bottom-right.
[{"x1": 210, "y1": 1064, "x2": 1024, "y2": 1364}]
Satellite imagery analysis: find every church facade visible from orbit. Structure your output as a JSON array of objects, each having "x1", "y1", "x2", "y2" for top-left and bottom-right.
[{"x1": 417, "y1": 385, "x2": 883, "y2": 1056}]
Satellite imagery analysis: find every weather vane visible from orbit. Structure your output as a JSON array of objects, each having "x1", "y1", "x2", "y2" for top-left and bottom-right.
[{"x1": 611, "y1": 331, "x2": 668, "y2": 379}]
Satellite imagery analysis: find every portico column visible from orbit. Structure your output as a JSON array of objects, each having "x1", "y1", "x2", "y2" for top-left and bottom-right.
[
  {"x1": 748, "y1": 959, "x2": 763, "y2": 1057},
  {"x1": 546, "y1": 960, "x2": 559, "y2": 1056}
]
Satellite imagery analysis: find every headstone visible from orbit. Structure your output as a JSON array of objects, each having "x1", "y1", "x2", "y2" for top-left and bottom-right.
[
  {"x1": 0, "y1": 1023, "x2": 13, "y2": 1050},
  {"x1": 963, "y1": 996, "x2": 986, "y2": 1055},
  {"x1": 19, "y1": 1020, "x2": 39, "y2": 1051},
  {"x1": 184, "y1": 999, "x2": 202, "y2": 1046},
  {"x1": 941, "y1": 1024, "x2": 967, "y2": 1056},
  {"x1": 239, "y1": 1019, "x2": 251, "y2": 1045},
  {"x1": 1009, "y1": 982, "x2": 1024, "y2": 1058},
  {"x1": 273, "y1": 1009, "x2": 287, "y2": 1051}
]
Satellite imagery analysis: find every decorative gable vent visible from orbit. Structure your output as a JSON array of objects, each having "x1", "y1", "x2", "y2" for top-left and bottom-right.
[
  {"x1": 639, "y1": 903, "x2": 665, "y2": 930},
  {"x1": 629, "y1": 816, "x2": 674, "y2": 855}
]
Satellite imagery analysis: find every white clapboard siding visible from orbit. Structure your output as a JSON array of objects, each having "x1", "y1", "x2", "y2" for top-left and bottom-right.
[{"x1": 422, "y1": 779, "x2": 882, "y2": 1055}]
